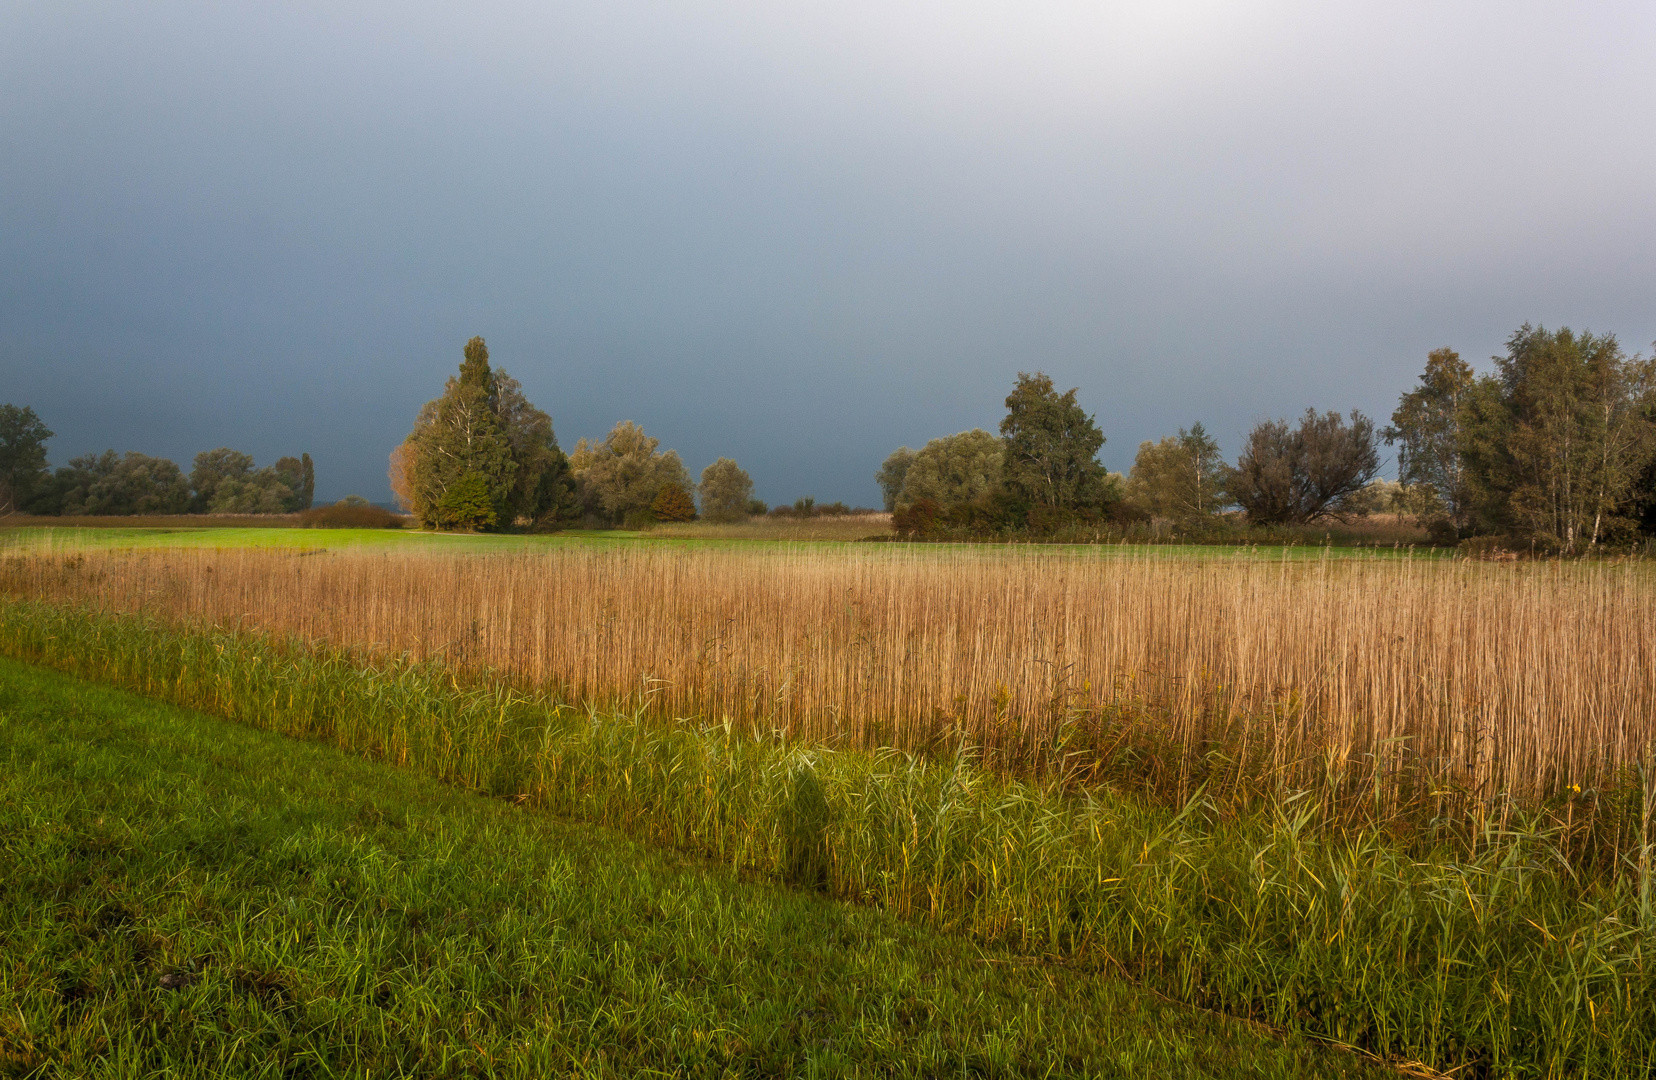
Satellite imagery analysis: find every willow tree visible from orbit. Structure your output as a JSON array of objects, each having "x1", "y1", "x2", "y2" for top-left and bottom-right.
[
  {"x1": 568, "y1": 420, "x2": 690, "y2": 526},
  {"x1": 698, "y1": 457, "x2": 755, "y2": 523},
  {"x1": 898, "y1": 429, "x2": 1004, "y2": 512},
  {"x1": 875, "y1": 447, "x2": 917, "y2": 512}
]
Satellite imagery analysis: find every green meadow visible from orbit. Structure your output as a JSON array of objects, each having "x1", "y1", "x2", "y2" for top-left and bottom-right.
[
  {"x1": 0, "y1": 656, "x2": 1386, "y2": 1079},
  {"x1": 0, "y1": 522, "x2": 1450, "y2": 561}
]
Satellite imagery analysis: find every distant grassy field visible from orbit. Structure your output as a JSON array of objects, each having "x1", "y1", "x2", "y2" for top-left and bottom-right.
[
  {"x1": 0, "y1": 656, "x2": 1389, "y2": 1079},
  {"x1": 649, "y1": 512, "x2": 894, "y2": 542},
  {"x1": 0, "y1": 519, "x2": 1448, "y2": 561}
]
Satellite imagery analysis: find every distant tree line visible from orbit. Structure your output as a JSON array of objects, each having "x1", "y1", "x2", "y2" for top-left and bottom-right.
[
  {"x1": 0, "y1": 404, "x2": 315, "y2": 516},
  {"x1": 878, "y1": 323, "x2": 1656, "y2": 550},
  {"x1": 11, "y1": 320, "x2": 1651, "y2": 550}
]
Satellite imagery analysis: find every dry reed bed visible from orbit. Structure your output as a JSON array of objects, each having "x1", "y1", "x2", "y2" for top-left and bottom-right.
[{"x1": 4, "y1": 543, "x2": 1653, "y2": 803}]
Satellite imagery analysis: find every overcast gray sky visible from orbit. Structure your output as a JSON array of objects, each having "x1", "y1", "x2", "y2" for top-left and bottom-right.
[{"x1": 4, "y1": 2, "x2": 1654, "y2": 505}]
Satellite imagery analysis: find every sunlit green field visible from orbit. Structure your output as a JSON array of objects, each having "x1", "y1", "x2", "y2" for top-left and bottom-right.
[
  {"x1": 0, "y1": 522, "x2": 1450, "y2": 560},
  {"x1": 0, "y1": 657, "x2": 1387, "y2": 1078}
]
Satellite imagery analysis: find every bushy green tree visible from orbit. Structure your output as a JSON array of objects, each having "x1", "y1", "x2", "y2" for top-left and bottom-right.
[
  {"x1": 191, "y1": 447, "x2": 311, "y2": 514},
  {"x1": 493, "y1": 372, "x2": 579, "y2": 527},
  {"x1": 569, "y1": 420, "x2": 690, "y2": 525},
  {"x1": 437, "y1": 471, "x2": 497, "y2": 530},
  {"x1": 1459, "y1": 325, "x2": 1656, "y2": 549},
  {"x1": 875, "y1": 447, "x2": 916, "y2": 512},
  {"x1": 402, "y1": 337, "x2": 577, "y2": 531},
  {"x1": 698, "y1": 458, "x2": 755, "y2": 523},
  {"x1": 1383, "y1": 348, "x2": 1475, "y2": 535},
  {"x1": 0, "y1": 404, "x2": 52, "y2": 514},
  {"x1": 1124, "y1": 422, "x2": 1226, "y2": 525},
  {"x1": 50, "y1": 451, "x2": 190, "y2": 515},
  {"x1": 998, "y1": 372, "x2": 1110, "y2": 528},
  {"x1": 189, "y1": 448, "x2": 255, "y2": 511},
  {"x1": 1230, "y1": 410, "x2": 1380, "y2": 525},
  {"x1": 898, "y1": 430, "x2": 1003, "y2": 512},
  {"x1": 209, "y1": 470, "x2": 297, "y2": 513}
]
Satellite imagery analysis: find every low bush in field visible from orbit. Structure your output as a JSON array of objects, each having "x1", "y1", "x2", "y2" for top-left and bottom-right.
[
  {"x1": 768, "y1": 498, "x2": 872, "y2": 519},
  {"x1": 298, "y1": 501, "x2": 406, "y2": 528},
  {"x1": 1, "y1": 597, "x2": 1653, "y2": 1078}
]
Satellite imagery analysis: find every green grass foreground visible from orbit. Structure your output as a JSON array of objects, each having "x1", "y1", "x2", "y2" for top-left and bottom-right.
[
  {"x1": 0, "y1": 660, "x2": 1384, "y2": 1079},
  {"x1": 1, "y1": 599, "x2": 1652, "y2": 1076}
]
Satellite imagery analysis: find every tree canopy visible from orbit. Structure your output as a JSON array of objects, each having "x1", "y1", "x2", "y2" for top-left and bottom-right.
[
  {"x1": 189, "y1": 447, "x2": 311, "y2": 514},
  {"x1": 1383, "y1": 348, "x2": 1475, "y2": 536},
  {"x1": 998, "y1": 372, "x2": 1110, "y2": 527},
  {"x1": 698, "y1": 458, "x2": 755, "y2": 523},
  {"x1": 875, "y1": 447, "x2": 917, "y2": 513},
  {"x1": 401, "y1": 337, "x2": 576, "y2": 531},
  {"x1": 898, "y1": 429, "x2": 1003, "y2": 512},
  {"x1": 47, "y1": 451, "x2": 192, "y2": 515},
  {"x1": 0, "y1": 404, "x2": 53, "y2": 515},
  {"x1": 1230, "y1": 410, "x2": 1380, "y2": 525},
  {"x1": 189, "y1": 448, "x2": 255, "y2": 512},
  {"x1": 1125, "y1": 423, "x2": 1226, "y2": 525},
  {"x1": 1458, "y1": 325, "x2": 1655, "y2": 549},
  {"x1": 569, "y1": 421, "x2": 690, "y2": 526}
]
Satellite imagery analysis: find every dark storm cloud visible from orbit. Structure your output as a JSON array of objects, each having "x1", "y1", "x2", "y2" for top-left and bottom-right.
[{"x1": 4, "y1": 2, "x2": 1655, "y2": 503}]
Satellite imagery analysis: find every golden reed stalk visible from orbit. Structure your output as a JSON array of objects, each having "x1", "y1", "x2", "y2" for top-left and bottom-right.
[{"x1": 5, "y1": 543, "x2": 1652, "y2": 803}]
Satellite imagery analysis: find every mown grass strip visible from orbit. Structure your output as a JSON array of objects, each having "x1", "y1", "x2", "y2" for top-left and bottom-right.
[
  {"x1": 1, "y1": 598, "x2": 1652, "y2": 1077},
  {"x1": 0, "y1": 656, "x2": 1387, "y2": 1078}
]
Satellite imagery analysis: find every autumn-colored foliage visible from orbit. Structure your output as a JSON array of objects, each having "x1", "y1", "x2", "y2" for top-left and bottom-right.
[{"x1": 649, "y1": 483, "x2": 697, "y2": 523}]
